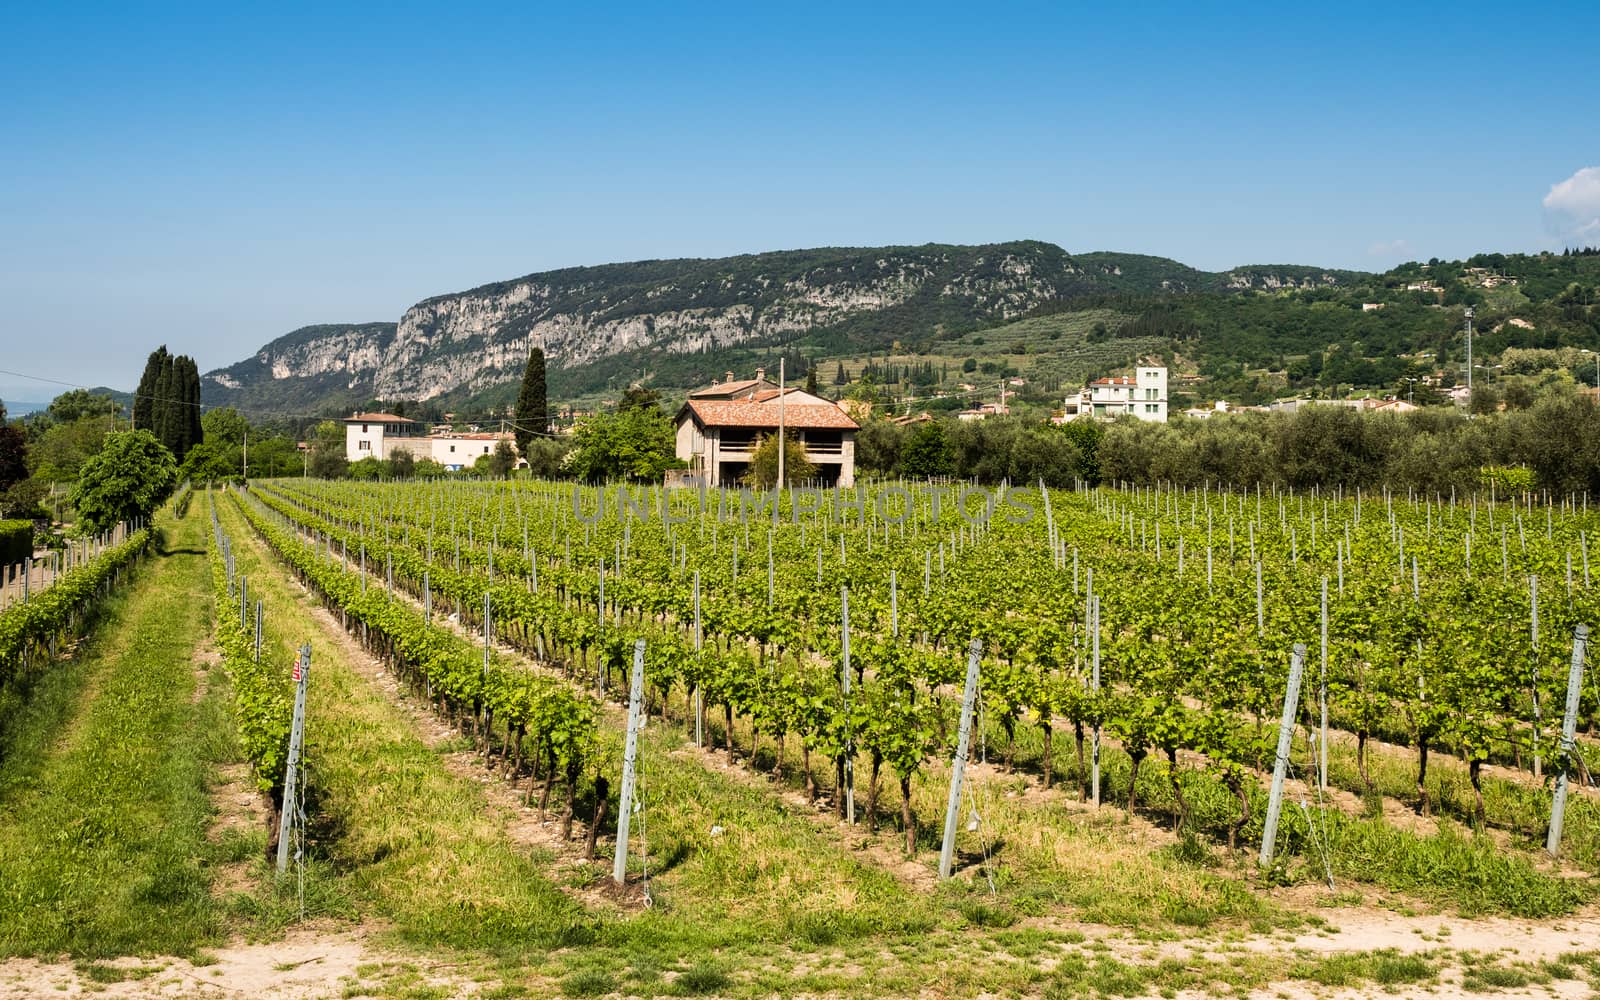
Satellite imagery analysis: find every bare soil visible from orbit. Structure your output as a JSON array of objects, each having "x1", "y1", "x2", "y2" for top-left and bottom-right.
[{"x1": 0, "y1": 926, "x2": 502, "y2": 1000}]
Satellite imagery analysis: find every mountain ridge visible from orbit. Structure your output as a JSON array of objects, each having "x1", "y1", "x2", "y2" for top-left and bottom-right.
[{"x1": 201, "y1": 241, "x2": 1368, "y2": 415}]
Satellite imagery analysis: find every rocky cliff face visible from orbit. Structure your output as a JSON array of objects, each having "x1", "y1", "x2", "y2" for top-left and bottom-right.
[
  {"x1": 206, "y1": 242, "x2": 1088, "y2": 406},
  {"x1": 368, "y1": 244, "x2": 1083, "y2": 401},
  {"x1": 201, "y1": 242, "x2": 1366, "y2": 411}
]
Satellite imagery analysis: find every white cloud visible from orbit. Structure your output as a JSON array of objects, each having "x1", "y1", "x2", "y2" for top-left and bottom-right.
[
  {"x1": 1367, "y1": 238, "x2": 1411, "y2": 258},
  {"x1": 1543, "y1": 166, "x2": 1600, "y2": 246}
]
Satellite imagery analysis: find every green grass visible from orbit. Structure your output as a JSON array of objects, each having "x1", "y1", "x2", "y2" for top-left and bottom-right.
[
  {"x1": 213, "y1": 494, "x2": 592, "y2": 955},
  {"x1": 0, "y1": 509, "x2": 233, "y2": 958},
  {"x1": 979, "y1": 714, "x2": 1596, "y2": 917}
]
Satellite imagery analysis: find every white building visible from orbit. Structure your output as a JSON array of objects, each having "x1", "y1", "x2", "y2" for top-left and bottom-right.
[
  {"x1": 674, "y1": 370, "x2": 859, "y2": 487},
  {"x1": 344, "y1": 413, "x2": 421, "y2": 461},
  {"x1": 343, "y1": 413, "x2": 518, "y2": 472},
  {"x1": 1060, "y1": 366, "x2": 1168, "y2": 423}
]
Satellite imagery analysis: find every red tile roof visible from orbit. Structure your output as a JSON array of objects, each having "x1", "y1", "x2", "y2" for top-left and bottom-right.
[
  {"x1": 747, "y1": 387, "x2": 805, "y2": 403},
  {"x1": 1091, "y1": 377, "x2": 1137, "y2": 386},
  {"x1": 684, "y1": 400, "x2": 859, "y2": 431},
  {"x1": 345, "y1": 412, "x2": 415, "y2": 423},
  {"x1": 688, "y1": 378, "x2": 775, "y2": 399}
]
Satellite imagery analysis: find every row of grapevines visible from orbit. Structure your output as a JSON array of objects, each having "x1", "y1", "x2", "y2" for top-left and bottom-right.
[
  {"x1": 0, "y1": 525, "x2": 152, "y2": 683},
  {"x1": 207, "y1": 492, "x2": 293, "y2": 797},
  {"x1": 251, "y1": 481, "x2": 963, "y2": 845},
  {"x1": 228, "y1": 487, "x2": 604, "y2": 830}
]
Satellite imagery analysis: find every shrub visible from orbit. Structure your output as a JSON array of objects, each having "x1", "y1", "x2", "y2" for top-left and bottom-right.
[{"x1": 0, "y1": 519, "x2": 32, "y2": 564}]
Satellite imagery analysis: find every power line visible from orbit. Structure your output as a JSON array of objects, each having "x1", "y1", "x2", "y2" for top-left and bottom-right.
[
  {"x1": 1, "y1": 364, "x2": 568, "y2": 438},
  {"x1": 0, "y1": 366, "x2": 202, "y2": 415}
]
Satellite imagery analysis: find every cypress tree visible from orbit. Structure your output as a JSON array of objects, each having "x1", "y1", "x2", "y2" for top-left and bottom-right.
[
  {"x1": 152, "y1": 354, "x2": 177, "y2": 455},
  {"x1": 189, "y1": 356, "x2": 204, "y2": 453},
  {"x1": 171, "y1": 355, "x2": 201, "y2": 461},
  {"x1": 513, "y1": 346, "x2": 548, "y2": 457},
  {"x1": 133, "y1": 346, "x2": 169, "y2": 432},
  {"x1": 805, "y1": 366, "x2": 818, "y2": 395}
]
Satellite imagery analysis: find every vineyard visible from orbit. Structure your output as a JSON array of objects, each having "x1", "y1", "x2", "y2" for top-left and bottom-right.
[
  {"x1": 5, "y1": 478, "x2": 1600, "y2": 996},
  {"x1": 219, "y1": 474, "x2": 1600, "y2": 922},
  {"x1": 0, "y1": 519, "x2": 153, "y2": 725}
]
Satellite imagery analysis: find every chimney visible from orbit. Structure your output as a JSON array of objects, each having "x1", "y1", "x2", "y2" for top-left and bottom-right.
[
  {"x1": 755, "y1": 367, "x2": 765, "y2": 384},
  {"x1": 724, "y1": 371, "x2": 735, "y2": 383}
]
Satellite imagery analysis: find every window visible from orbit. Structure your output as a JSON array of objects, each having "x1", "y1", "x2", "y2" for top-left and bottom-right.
[
  {"x1": 1145, "y1": 404, "x2": 1158, "y2": 413},
  {"x1": 483, "y1": 446, "x2": 490, "y2": 453},
  {"x1": 449, "y1": 445, "x2": 456, "y2": 453},
  {"x1": 358, "y1": 440, "x2": 371, "y2": 451},
  {"x1": 1146, "y1": 388, "x2": 1158, "y2": 400},
  {"x1": 362, "y1": 423, "x2": 369, "y2": 433}
]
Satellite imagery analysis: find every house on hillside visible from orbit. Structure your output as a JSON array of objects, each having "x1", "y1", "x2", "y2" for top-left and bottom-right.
[
  {"x1": 956, "y1": 401, "x2": 1011, "y2": 421},
  {"x1": 1060, "y1": 366, "x2": 1168, "y2": 423},
  {"x1": 674, "y1": 369, "x2": 859, "y2": 487},
  {"x1": 343, "y1": 413, "x2": 519, "y2": 471}
]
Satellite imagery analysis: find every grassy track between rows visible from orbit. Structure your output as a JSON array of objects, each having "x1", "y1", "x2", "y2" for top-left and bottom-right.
[
  {"x1": 212, "y1": 493, "x2": 593, "y2": 954},
  {"x1": 0, "y1": 507, "x2": 235, "y2": 959}
]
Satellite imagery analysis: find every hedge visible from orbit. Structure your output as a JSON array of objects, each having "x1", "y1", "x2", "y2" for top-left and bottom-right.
[{"x1": 0, "y1": 520, "x2": 31, "y2": 566}]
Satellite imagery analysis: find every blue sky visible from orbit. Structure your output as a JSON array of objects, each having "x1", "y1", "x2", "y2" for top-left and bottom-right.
[{"x1": 2, "y1": 0, "x2": 1598, "y2": 394}]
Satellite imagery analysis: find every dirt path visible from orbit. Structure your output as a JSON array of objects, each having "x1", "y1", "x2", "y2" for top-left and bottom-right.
[{"x1": 0, "y1": 926, "x2": 501, "y2": 1000}]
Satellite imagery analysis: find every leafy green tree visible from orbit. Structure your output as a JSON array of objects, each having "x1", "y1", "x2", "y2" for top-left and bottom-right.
[
  {"x1": 617, "y1": 386, "x2": 662, "y2": 413},
  {"x1": 1007, "y1": 427, "x2": 1081, "y2": 488},
  {"x1": 521, "y1": 437, "x2": 570, "y2": 479},
  {"x1": 348, "y1": 456, "x2": 388, "y2": 480},
  {"x1": 69, "y1": 430, "x2": 177, "y2": 533},
  {"x1": 46, "y1": 389, "x2": 119, "y2": 425},
  {"x1": 1, "y1": 476, "x2": 48, "y2": 519},
  {"x1": 855, "y1": 419, "x2": 907, "y2": 474},
  {"x1": 741, "y1": 433, "x2": 817, "y2": 488},
  {"x1": 1058, "y1": 419, "x2": 1103, "y2": 483},
  {"x1": 0, "y1": 425, "x2": 27, "y2": 491},
  {"x1": 900, "y1": 421, "x2": 953, "y2": 477},
  {"x1": 246, "y1": 435, "x2": 301, "y2": 477},
  {"x1": 474, "y1": 439, "x2": 517, "y2": 478},
  {"x1": 29, "y1": 417, "x2": 111, "y2": 482},
  {"x1": 1502, "y1": 379, "x2": 1535, "y2": 410},
  {"x1": 566, "y1": 404, "x2": 683, "y2": 482},
  {"x1": 514, "y1": 346, "x2": 548, "y2": 457},
  {"x1": 201, "y1": 407, "x2": 248, "y2": 448},
  {"x1": 389, "y1": 448, "x2": 416, "y2": 478},
  {"x1": 307, "y1": 420, "x2": 348, "y2": 478},
  {"x1": 179, "y1": 439, "x2": 242, "y2": 482}
]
